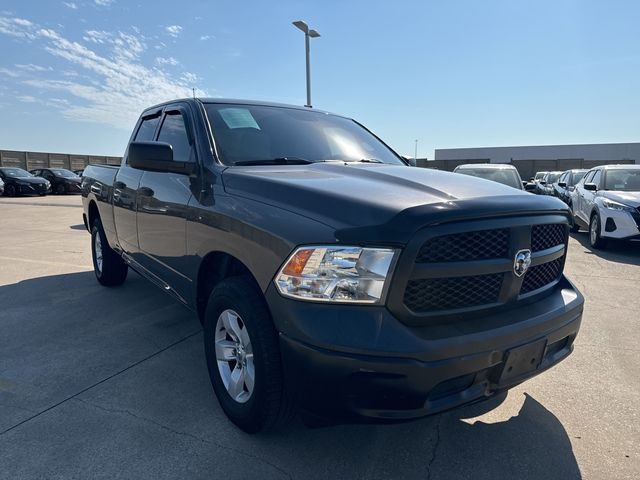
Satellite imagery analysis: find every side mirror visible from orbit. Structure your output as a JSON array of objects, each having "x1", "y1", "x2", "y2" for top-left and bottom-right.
[
  {"x1": 408, "y1": 158, "x2": 417, "y2": 167},
  {"x1": 558, "y1": 182, "x2": 567, "y2": 188},
  {"x1": 128, "y1": 141, "x2": 194, "y2": 175},
  {"x1": 524, "y1": 183, "x2": 537, "y2": 192},
  {"x1": 539, "y1": 180, "x2": 546, "y2": 185},
  {"x1": 584, "y1": 183, "x2": 597, "y2": 191}
]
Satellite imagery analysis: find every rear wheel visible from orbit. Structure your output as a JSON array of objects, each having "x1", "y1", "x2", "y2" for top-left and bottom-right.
[
  {"x1": 203, "y1": 276, "x2": 293, "y2": 433},
  {"x1": 589, "y1": 213, "x2": 607, "y2": 250},
  {"x1": 91, "y1": 218, "x2": 128, "y2": 286}
]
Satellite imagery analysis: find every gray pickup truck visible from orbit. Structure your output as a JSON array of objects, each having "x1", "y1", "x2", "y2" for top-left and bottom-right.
[{"x1": 82, "y1": 98, "x2": 584, "y2": 433}]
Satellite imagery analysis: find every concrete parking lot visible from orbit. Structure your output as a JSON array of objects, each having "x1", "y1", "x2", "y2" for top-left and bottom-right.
[{"x1": 0, "y1": 195, "x2": 638, "y2": 480}]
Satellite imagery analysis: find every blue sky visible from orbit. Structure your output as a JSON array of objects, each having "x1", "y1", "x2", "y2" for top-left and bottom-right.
[{"x1": 0, "y1": 0, "x2": 638, "y2": 158}]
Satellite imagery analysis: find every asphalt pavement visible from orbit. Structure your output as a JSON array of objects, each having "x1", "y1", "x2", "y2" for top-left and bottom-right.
[{"x1": 0, "y1": 195, "x2": 638, "y2": 479}]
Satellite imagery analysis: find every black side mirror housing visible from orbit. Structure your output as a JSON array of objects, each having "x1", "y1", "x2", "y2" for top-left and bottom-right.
[
  {"x1": 128, "y1": 141, "x2": 194, "y2": 175},
  {"x1": 558, "y1": 181, "x2": 567, "y2": 188},
  {"x1": 524, "y1": 183, "x2": 537, "y2": 192},
  {"x1": 539, "y1": 180, "x2": 546, "y2": 185},
  {"x1": 408, "y1": 158, "x2": 417, "y2": 167},
  {"x1": 584, "y1": 183, "x2": 597, "y2": 191}
]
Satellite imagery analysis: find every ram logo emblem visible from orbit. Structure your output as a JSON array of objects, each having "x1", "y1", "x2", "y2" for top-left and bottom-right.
[{"x1": 514, "y1": 249, "x2": 532, "y2": 277}]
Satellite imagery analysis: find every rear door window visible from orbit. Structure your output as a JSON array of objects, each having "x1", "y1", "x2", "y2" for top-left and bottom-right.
[{"x1": 135, "y1": 113, "x2": 161, "y2": 142}]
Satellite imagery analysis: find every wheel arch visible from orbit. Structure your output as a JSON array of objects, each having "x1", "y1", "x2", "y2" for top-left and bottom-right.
[
  {"x1": 195, "y1": 251, "x2": 261, "y2": 324},
  {"x1": 87, "y1": 200, "x2": 100, "y2": 229}
]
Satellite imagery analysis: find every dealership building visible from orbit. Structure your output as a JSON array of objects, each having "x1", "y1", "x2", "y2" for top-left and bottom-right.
[{"x1": 427, "y1": 142, "x2": 640, "y2": 179}]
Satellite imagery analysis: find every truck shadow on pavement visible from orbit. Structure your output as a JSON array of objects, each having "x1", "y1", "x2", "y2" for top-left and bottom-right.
[{"x1": 0, "y1": 271, "x2": 581, "y2": 480}]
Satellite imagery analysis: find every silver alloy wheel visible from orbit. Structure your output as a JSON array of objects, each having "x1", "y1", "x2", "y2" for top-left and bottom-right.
[
  {"x1": 214, "y1": 309, "x2": 255, "y2": 404},
  {"x1": 94, "y1": 232, "x2": 103, "y2": 274}
]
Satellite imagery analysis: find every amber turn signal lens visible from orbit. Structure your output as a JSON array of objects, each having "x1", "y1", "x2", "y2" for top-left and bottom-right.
[{"x1": 282, "y1": 248, "x2": 314, "y2": 276}]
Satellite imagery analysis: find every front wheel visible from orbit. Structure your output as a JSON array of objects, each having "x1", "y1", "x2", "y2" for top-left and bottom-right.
[
  {"x1": 55, "y1": 184, "x2": 66, "y2": 195},
  {"x1": 203, "y1": 276, "x2": 293, "y2": 433},
  {"x1": 5, "y1": 184, "x2": 16, "y2": 197},
  {"x1": 91, "y1": 218, "x2": 128, "y2": 286},
  {"x1": 589, "y1": 213, "x2": 607, "y2": 250}
]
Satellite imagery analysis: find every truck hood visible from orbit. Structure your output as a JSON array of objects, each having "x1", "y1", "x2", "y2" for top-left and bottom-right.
[
  {"x1": 600, "y1": 191, "x2": 640, "y2": 207},
  {"x1": 222, "y1": 163, "x2": 569, "y2": 238}
]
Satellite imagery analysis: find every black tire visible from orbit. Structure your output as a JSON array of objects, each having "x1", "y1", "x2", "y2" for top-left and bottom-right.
[
  {"x1": 91, "y1": 217, "x2": 128, "y2": 286},
  {"x1": 589, "y1": 212, "x2": 607, "y2": 250},
  {"x1": 203, "y1": 276, "x2": 294, "y2": 433},
  {"x1": 5, "y1": 184, "x2": 16, "y2": 197},
  {"x1": 55, "y1": 184, "x2": 66, "y2": 195}
]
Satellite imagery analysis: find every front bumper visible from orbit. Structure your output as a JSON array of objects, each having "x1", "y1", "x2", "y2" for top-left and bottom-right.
[
  {"x1": 268, "y1": 276, "x2": 583, "y2": 421},
  {"x1": 599, "y1": 208, "x2": 640, "y2": 240}
]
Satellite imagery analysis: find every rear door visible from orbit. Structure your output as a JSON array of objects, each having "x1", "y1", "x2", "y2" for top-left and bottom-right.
[
  {"x1": 136, "y1": 103, "x2": 196, "y2": 302},
  {"x1": 113, "y1": 110, "x2": 162, "y2": 254}
]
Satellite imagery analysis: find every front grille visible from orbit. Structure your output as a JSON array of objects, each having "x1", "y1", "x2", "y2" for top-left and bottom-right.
[
  {"x1": 531, "y1": 224, "x2": 565, "y2": 252},
  {"x1": 404, "y1": 274, "x2": 503, "y2": 313},
  {"x1": 520, "y1": 257, "x2": 563, "y2": 294},
  {"x1": 415, "y1": 229, "x2": 509, "y2": 263}
]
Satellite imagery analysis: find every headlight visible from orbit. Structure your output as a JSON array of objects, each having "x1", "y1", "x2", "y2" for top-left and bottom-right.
[
  {"x1": 602, "y1": 198, "x2": 634, "y2": 212},
  {"x1": 275, "y1": 246, "x2": 398, "y2": 304}
]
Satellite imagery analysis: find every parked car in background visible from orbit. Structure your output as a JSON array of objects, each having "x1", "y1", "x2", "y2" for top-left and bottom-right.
[
  {"x1": 571, "y1": 165, "x2": 640, "y2": 248},
  {"x1": 533, "y1": 171, "x2": 548, "y2": 194},
  {"x1": 453, "y1": 163, "x2": 534, "y2": 191},
  {"x1": 554, "y1": 169, "x2": 588, "y2": 205},
  {"x1": 82, "y1": 98, "x2": 583, "y2": 433},
  {"x1": 0, "y1": 177, "x2": 4, "y2": 196},
  {"x1": 73, "y1": 169, "x2": 85, "y2": 177},
  {"x1": 539, "y1": 171, "x2": 563, "y2": 195},
  {"x1": 0, "y1": 167, "x2": 50, "y2": 196},
  {"x1": 30, "y1": 168, "x2": 82, "y2": 194}
]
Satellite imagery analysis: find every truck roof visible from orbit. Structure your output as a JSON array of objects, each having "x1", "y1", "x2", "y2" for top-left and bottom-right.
[{"x1": 144, "y1": 97, "x2": 338, "y2": 117}]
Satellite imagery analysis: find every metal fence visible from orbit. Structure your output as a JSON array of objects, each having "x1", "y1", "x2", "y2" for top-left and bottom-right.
[
  {"x1": 420, "y1": 158, "x2": 636, "y2": 180},
  {"x1": 0, "y1": 150, "x2": 121, "y2": 171}
]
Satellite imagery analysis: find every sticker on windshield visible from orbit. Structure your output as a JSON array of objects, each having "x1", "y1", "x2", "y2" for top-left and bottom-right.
[{"x1": 219, "y1": 108, "x2": 260, "y2": 130}]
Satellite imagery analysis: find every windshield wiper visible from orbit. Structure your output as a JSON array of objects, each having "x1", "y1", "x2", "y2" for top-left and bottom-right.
[
  {"x1": 234, "y1": 157, "x2": 314, "y2": 166},
  {"x1": 356, "y1": 158, "x2": 384, "y2": 164}
]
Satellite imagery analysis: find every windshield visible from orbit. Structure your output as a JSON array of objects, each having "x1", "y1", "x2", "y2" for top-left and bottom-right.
[
  {"x1": 50, "y1": 168, "x2": 78, "y2": 178},
  {"x1": 535, "y1": 172, "x2": 547, "y2": 180},
  {"x1": 0, "y1": 168, "x2": 32, "y2": 178},
  {"x1": 546, "y1": 173, "x2": 561, "y2": 183},
  {"x1": 571, "y1": 170, "x2": 587, "y2": 185},
  {"x1": 457, "y1": 168, "x2": 522, "y2": 189},
  {"x1": 204, "y1": 104, "x2": 405, "y2": 166},
  {"x1": 604, "y1": 169, "x2": 640, "y2": 191}
]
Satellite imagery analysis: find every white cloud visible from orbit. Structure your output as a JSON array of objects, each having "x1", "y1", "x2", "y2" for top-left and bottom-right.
[
  {"x1": 0, "y1": 16, "x2": 37, "y2": 39},
  {"x1": 0, "y1": 15, "x2": 204, "y2": 129},
  {"x1": 200, "y1": 35, "x2": 212, "y2": 41},
  {"x1": 0, "y1": 67, "x2": 21, "y2": 78},
  {"x1": 16, "y1": 63, "x2": 53, "y2": 72},
  {"x1": 94, "y1": 0, "x2": 115, "y2": 6},
  {"x1": 156, "y1": 56, "x2": 178, "y2": 66},
  {"x1": 17, "y1": 95, "x2": 37, "y2": 102},
  {"x1": 165, "y1": 25, "x2": 182, "y2": 38},
  {"x1": 63, "y1": 2, "x2": 78, "y2": 9}
]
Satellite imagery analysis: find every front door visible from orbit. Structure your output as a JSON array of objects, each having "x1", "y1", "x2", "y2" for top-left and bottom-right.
[
  {"x1": 136, "y1": 104, "x2": 196, "y2": 302},
  {"x1": 112, "y1": 110, "x2": 161, "y2": 254}
]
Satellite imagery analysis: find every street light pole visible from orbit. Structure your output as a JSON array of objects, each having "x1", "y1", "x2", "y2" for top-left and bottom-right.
[
  {"x1": 414, "y1": 139, "x2": 418, "y2": 163},
  {"x1": 293, "y1": 20, "x2": 320, "y2": 108}
]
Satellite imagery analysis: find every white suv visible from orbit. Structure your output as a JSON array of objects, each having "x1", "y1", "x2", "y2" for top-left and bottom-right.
[{"x1": 571, "y1": 165, "x2": 640, "y2": 249}]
